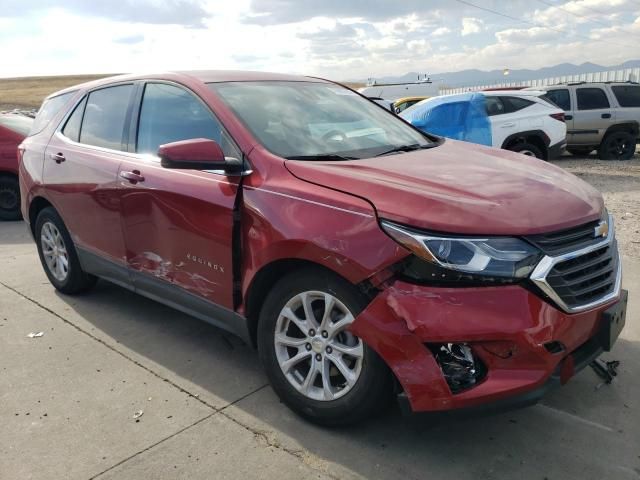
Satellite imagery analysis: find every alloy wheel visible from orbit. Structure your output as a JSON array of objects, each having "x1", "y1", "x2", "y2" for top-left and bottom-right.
[
  {"x1": 41, "y1": 221, "x2": 70, "y2": 282},
  {"x1": 274, "y1": 290, "x2": 364, "y2": 401}
]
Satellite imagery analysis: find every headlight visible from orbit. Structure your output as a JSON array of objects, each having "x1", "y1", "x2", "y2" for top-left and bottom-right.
[{"x1": 381, "y1": 220, "x2": 542, "y2": 279}]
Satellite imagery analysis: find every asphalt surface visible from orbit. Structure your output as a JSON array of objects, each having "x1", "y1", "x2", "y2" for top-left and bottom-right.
[{"x1": 1, "y1": 220, "x2": 639, "y2": 480}]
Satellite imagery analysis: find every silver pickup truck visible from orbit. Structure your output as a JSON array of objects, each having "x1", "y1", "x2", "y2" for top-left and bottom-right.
[{"x1": 532, "y1": 82, "x2": 639, "y2": 160}]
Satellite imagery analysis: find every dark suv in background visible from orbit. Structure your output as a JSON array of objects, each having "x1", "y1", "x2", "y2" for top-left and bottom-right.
[{"x1": 534, "y1": 82, "x2": 639, "y2": 160}]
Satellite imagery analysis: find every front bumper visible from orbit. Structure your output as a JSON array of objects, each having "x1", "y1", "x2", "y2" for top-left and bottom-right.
[
  {"x1": 548, "y1": 140, "x2": 566, "y2": 159},
  {"x1": 350, "y1": 281, "x2": 626, "y2": 414}
]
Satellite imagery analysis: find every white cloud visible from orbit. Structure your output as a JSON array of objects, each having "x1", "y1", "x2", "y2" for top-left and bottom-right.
[
  {"x1": 461, "y1": 17, "x2": 483, "y2": 36},
  {"x1": 1, "y1": 1, "x2": 639, "y2": 81},
  {"x1": 432, "y1": 26, "x2": 451, "y2": 36}
]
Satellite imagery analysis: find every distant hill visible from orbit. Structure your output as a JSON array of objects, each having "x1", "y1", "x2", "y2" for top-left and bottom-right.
[
  {"x1": 0, "y1": 74, "x2": 113, "y2": 110},
  {"x1": 361, "y1": 60, "x2": 640, "y2": 88}
]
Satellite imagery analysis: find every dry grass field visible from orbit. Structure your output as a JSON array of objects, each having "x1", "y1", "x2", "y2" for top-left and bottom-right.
[
  {"x1": 0, "y1": 74, "x2": 114, "y2": 110},
  {"x1": 0, "y1": 75, "x2": 364, "y2": 111}
]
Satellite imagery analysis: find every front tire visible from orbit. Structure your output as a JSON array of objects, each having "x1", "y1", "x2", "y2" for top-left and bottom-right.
[
  {"x1": 257, "y1": 268, "x2": 392, "y2": 426},
  {"x1": 35, "y1": 207, "x2": 97, "y2": 294},
  {"x1": 598, "y1": 131, "x2": 636, "y2": 160},
  {"x1": 507, "y1": 142, "x2": 545, "y2": 160},
  {"x1": 0, "y1": 175, "x2": 22, "y2": 221}
]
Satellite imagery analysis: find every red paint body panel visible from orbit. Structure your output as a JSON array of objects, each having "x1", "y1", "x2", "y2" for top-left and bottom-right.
[
  {"x1": 0, "y1": 125, "x2": 24, "y2": 175},
  {"x1": 241, "y1": 146, "x2": 408, "y2": 296},
  {"x1": 118, "y1": 157, "x2": 238, "y2": 308},
  {"x1": 42, "y1": 133, "x2": 127, "y2": 263},
  {"x1": 351, "y1": 280, "x2": 615, "y2": 411},
  {"x1": 286, "y1": 139, "x2": 604, "y2": 235}
]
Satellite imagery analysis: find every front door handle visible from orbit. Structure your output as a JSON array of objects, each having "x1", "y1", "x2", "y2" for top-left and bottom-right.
[
  {"x1": 50, "y1": 152, "x2": 66, "y2": 164},
  {"x1": 601, "y1": 113, "x2": 611, "y2": 119},
  {"x1": 501, "y1": 122, "x2": 516, "y2": 128},
  {"x1": 120, "y1": 170, "x2": 145, "y2": 184}
]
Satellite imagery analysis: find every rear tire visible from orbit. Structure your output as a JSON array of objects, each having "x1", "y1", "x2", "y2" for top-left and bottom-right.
[
  {"x1": 507, "y1": 142, "x2": 545, "y2": 160},
  {"x1": 257, "y1": 268, "x2": 393, "y2": 426},
  {"x1": 567, "y1": 147, "x2": 593, "y2": 157},
  {"x1": 0, "y1": 175, "x2": 22, "y2": 221},
  {"x1": 598, "y1": 131, "x2": 636, "y2": 160},
  {"x1": 35, "y1": 207, "x2": 97, "y2": 294}
]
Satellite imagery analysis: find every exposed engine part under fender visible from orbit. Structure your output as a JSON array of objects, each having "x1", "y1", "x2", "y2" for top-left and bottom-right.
[{"x1": 349, "y1": 279, "x2": 613, "y2": 413}]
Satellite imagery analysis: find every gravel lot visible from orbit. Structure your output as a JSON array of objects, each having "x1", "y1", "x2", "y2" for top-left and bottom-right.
[{"x1": 551, "y1": 149, "x2": 640, "y2": 259}]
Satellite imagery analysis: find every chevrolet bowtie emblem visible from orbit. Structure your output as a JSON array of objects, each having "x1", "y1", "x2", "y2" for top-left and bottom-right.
[{"x1": 594, "y1": 220, "x2": 609, "y2": 238}]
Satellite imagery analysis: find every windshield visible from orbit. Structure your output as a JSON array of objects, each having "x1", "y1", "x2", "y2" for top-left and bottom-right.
[
  {"x1": 0, "y1": 114, "x2": 34, "y2": 136},
  {"x1": 208, "y1": 81, "x2": 433, "y2": 159}
]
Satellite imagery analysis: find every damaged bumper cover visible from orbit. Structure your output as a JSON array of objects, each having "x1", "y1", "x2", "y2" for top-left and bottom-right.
[{"x1": 350, "y1": 281, "x2": 626, "y2": 414}]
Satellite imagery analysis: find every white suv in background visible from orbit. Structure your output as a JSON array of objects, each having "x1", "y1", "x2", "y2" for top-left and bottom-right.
[{"x1": 401, "y1": 90, "x2": 567, "y2": 160}]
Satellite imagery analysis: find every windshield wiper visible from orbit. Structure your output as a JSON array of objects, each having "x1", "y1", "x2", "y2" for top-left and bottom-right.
[
  {"x1": 374, "y1": 143, "x2": 432, "y2": 157},
  {"x1": 285, "y1": 154, "x2": 358, "y2": 161}
]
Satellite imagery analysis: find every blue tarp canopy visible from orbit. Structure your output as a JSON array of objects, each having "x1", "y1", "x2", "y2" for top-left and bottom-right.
[{"x1": 400, "y1": 93, "x2": 492, "y2": 146}]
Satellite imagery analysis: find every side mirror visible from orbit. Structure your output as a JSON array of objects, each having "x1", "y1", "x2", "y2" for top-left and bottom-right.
[{"x1": 158, "y1": 138, "x2": 242, "y2": 173}]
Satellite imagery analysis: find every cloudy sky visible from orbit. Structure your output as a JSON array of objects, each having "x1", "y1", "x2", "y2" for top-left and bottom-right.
[{"x1": 1, "y1": 0, "x2": 639, "y2": 80}]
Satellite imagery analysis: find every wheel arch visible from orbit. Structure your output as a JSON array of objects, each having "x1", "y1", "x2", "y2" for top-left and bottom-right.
[
  {"x1": 28, "y1": 196, "x2": 55, "y2": 236},
  {"x1": 501, "y1": 130, "x2": 550, "y2": 159},
  {"x1": 244, "y1": 258, "x2": 373, "y2": 348},
  {"x1": 603, "y1": 121, "x2": 639, "y2": 139}
]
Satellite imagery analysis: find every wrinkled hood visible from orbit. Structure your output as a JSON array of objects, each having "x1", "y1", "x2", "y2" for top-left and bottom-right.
[{"x1": 285, "y1": 139, "x2": 604, "y2": 235}]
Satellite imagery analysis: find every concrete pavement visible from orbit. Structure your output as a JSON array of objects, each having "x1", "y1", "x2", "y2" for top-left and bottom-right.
[{"x1": 1, "y1": 220, "x2": 639, "y2": 480}]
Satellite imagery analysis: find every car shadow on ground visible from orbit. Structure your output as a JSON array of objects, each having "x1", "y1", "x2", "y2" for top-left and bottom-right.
[
  {"x1": 0, "y1": 219, "x2": 32, "y2": 245},
  {"x1": 57, "y1": 279, "x2": 640, "y2": 479}
]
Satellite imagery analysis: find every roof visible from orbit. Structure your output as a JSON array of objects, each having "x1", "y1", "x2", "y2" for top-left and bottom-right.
[{"x1": 47, "y1": 70, "x2": 330, "y2": 100}]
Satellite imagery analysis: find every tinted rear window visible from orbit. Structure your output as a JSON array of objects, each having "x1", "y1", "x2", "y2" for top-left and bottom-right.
[
  {"x1": 79, "y1": 85, "x2": 133, "y2": 150},
  {"x1": 0, "y1": 114, "x2": 34, "y2": 136},
  {"x1": 500, "y1": 96, "x2": 534, "y2": 113},
  {"x1": 611, "y1": 85, "x2": 640, "y2": 107},
  {"x1": 62, "y1": 97, "x2": 87, "y2": 142},
  {"x1": 30, "y1": 92, "x2": 74, "y2": 136},
  {"x1": 577, "y1": 88, "x2": 610, "y2": 110},
  {"x1": 542, "y1": 89, "x2": 570, "y2": 111}
]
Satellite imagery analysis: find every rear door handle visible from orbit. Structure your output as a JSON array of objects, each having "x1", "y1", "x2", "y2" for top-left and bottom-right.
[
  {"x1": 119, "y1": 170, "x2": 145, "y2": 184},
  {"x1": 50, "y1": 152, "x2": 66, "y2": 164},
  {"x1": 501, "y1": 122, "x2": 516, "y2": 128},
  {"x1": 565, "y1": 114, "x2": 573, "y2": 120},
  {"x1": 601, "y1": 113, "x2": 611, "y2": 119}
]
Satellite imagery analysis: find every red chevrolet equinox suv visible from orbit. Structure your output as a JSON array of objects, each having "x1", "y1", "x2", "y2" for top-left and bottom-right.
[{"x1": 19, "y1": 71, "x2": 627, "y2": 425}]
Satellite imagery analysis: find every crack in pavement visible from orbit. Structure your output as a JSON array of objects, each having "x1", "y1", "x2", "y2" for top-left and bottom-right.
[
  {"x1": 0, "y1": 281, "x2": 332, "y2": 479},
  {"x1": 90, "y1": 384, "x2": 272, "y2": 479},
  {"x1": 88, "y1": 411, "x2": 217, "y2": 480},
  {"x1": 0, "y1": 280, "x2": 218, "y2": 411}
]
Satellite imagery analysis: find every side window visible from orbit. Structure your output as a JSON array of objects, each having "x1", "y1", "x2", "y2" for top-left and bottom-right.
[
  {"x1": 541, "y1": 89, "x2": 570, "y2": 111},
  {"x1": 577, "y1": 88, "x2": 610, "y2": 110},
  {"x1": 30, "y1": 91, "x2": 75, "y2": 136},
  {"x1": 485, "y1": 97, "x2": 505, "y2": 116},
  {"x1": 500, "y1": 96, "x2": 534, "y2": 113},
  {"x1": 611, "y1": 85, "x2": 640, "y2": 107},
  {"x1": 137, "y1": 83, "x2": 239, "y2": 157},
  {"x1": 62, "y1": 97, "x2": 87, "y2": 142},
  {"x1": 79, "y1": 85, "x2": 134, "y2": 150}
]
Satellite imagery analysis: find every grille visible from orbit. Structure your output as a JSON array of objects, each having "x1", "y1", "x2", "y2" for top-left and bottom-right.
[
  {"x1": 527, "y1": 220, "x2": 601, "y2": 255},
  {"x1": 545, "y1": 241, "x2": 618, "y2": 308}
]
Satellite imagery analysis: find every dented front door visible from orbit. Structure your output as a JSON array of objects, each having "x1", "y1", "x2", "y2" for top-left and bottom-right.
[{"x1": 119, "y1": 156, "x2": 239, "y2": 310}]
